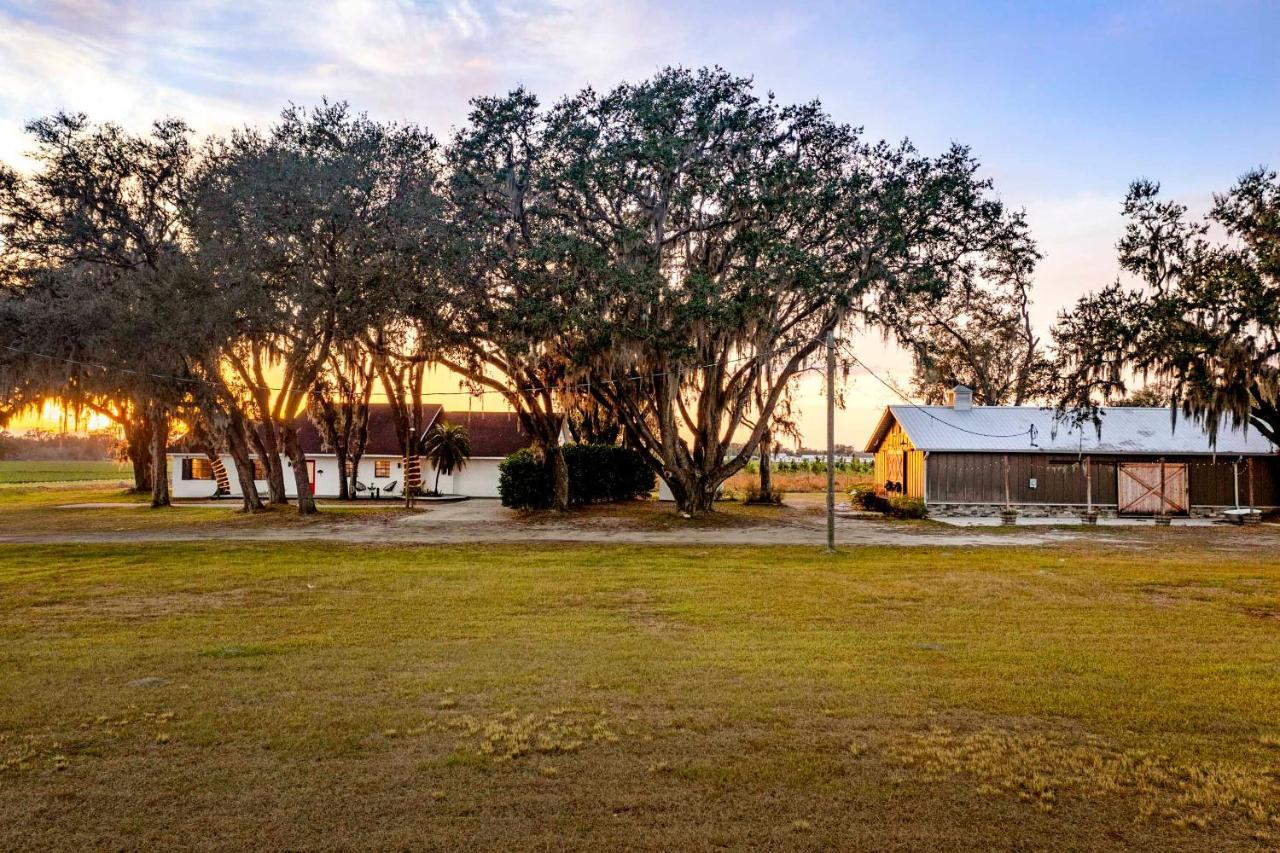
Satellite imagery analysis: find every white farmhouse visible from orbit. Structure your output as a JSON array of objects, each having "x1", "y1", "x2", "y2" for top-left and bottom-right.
[{"x1": 169, "y1": 406, "x2": 539, "y2": 500}]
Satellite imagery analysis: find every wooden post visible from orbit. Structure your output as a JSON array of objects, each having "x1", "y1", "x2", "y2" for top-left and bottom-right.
[
  {"x1": 1233, "y1": 457, "x2": 1241, "y2": 509},
  {"x1": 1156, "y1": 457, "x2": 1170, "y2": 525},
  {"x1": 825, "y1": 328, "x2": 836, "y2": 554},
  {"x1": 1248, "y1": 457, "x2": 1255, "y2": 510},
  {"x1": 1003, "y1": 454, "x2": 1010, "y2": 509},
  {"x1": 1084, "y1": 456, "x2": 1095, "y2": 523},
  {"x1": 1001, "y1": 454, "x2": 1016, "y2": 525}
]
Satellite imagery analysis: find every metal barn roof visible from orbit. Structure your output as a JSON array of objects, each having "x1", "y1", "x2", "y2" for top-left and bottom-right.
[{"x1": 866, "y1": 405, "x2": 1278, "y2": 456}]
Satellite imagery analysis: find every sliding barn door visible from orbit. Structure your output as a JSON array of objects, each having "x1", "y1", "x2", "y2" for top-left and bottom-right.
[{"x1": 1118, "y1": 462, "x2": 1188, "y2": 515}]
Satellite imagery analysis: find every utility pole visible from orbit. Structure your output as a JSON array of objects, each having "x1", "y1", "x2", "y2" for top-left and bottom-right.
[{"x1": 826, "y1": 328, "x2": 836, "y2": 554}]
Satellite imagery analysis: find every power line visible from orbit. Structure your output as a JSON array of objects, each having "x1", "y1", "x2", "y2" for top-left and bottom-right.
[
  {"x1": 842, "y1": 345, "x2": 1038, "y2": 442},
  {"x1": 2, "y1": 333, "x2": 830, "y2": 402},
  {"x1": 6, "y1": 336, "x2": 1039, "y2": 444}
]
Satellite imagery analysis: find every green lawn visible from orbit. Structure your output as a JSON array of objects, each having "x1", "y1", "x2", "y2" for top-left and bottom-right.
[
  {"x1": 1, "y1": 542, "x2": 1278, "y2": 850},
  {"x1": 0, "y1": 459, "x2": 129, "y2": 484}
]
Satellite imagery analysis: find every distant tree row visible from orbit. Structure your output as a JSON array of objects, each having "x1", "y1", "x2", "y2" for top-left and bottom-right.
[
  {"x1": 0, "y1": 429, "x2": 117, "y2": 461},
  {"x1": 743, "y1": 458, "x2": 871, "y2": 476}
]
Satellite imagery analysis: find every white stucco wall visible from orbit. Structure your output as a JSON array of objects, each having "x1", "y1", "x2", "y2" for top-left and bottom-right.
[{"x1": 448, "y1": 458, "x2": 504, "y2": 498}]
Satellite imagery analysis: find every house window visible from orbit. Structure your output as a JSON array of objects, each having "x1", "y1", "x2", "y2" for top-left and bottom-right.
[
  {"x1": 374, "y1": 459, "x2": 392, "y2": 478},
  {"x1": 345, "y1": 459, "x2": 354, "y2": 476},
  {"x1": 251, "y1": 459, "x2": 268, "y2": 480},
  {"x1": 185, "y1": 458, "x2": 215, "y2": 480}
]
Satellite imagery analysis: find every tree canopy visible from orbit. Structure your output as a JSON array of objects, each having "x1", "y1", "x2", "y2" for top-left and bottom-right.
[
  {"x1": 1054, "y1": 170, "x2": 1280, "y2": 444},
  {"x1": 1, "y1": 68, "x2": 1048, "y2": 515}
]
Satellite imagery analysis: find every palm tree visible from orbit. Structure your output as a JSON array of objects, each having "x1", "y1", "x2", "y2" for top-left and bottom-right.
[{"x1": 423, "y1": 422, "x2": 471, "y2": 495}]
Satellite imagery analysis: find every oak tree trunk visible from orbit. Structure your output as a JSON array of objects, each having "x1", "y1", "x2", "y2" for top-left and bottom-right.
[
  {"x1": 149, "y1": 406, "x2": 170, "y2": 508},
  {"x1": 252, "y1": 423, "x2": 289, "y2": 505},
  {"x1": 550, "y1": 444, "x2": 570, "y2": 511},
  {"x1": 282, "y1": 425, "x2": 318, "y2": 515},
  {"x1": 758, "y1": 428, "x2": 772, "y2": 498},
  {"x1": 334, "y1": 446, "x2": 350, "y2": 500},
  {"x1": 125, "y1": 418, "x2": 153, "y2": 493},
  {"x1": 224, "y1": 417, "x2": 264, "y2": 512},
  {"x1": 348, "y1": 452, "x2": 362, "y2": 499}
]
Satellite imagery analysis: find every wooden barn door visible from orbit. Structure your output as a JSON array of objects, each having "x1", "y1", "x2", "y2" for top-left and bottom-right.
[{"x1": 1118, "y1": 462, "x2": 1188, "y2": 515}]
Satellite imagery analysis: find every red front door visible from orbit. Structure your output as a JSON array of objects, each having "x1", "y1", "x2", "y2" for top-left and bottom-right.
[{"x1": 306, "y1": 460, "x2": 316, "y2": 495}]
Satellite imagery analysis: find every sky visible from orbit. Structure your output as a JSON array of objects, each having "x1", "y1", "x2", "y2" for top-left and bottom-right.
[{"x1": 2, "y1": 0, "x2": 1277, "y2": 447}]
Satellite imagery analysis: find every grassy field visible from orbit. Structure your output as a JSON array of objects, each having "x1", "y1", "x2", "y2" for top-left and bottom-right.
[
  {"x1": 2, "y1": 541, "x2": 1278, "y2": 850},
  {"x1": 0, "y1": 460, "x2": 129, "y2": 484}
]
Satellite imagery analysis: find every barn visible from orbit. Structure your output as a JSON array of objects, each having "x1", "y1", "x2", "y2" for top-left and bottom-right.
[{"x1": 864, "y1": 386, "x2": 1279, "y2": 518}]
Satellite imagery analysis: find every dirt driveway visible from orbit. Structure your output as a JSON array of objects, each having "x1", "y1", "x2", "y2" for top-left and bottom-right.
[{"x1": 3, "y1": 490, "x2": 1241, "y2": 549}]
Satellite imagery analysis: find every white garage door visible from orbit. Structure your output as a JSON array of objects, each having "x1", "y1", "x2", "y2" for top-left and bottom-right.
[{"x1": 451, "y1": 458, "x2": 504, "y2": 498}]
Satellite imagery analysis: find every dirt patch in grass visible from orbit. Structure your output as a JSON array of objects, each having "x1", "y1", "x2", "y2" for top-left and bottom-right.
[
  {"x1": 22, "y1": 588, "x2": 273, "y2": 623},
  {"x1": 1239, "y1": 607, "x2": 1280, "y2": 623}
]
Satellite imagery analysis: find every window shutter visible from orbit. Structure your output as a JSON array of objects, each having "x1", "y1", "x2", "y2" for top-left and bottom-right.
[{"x1": 182, "y1": 458, "x2": 193, "y2": 480}]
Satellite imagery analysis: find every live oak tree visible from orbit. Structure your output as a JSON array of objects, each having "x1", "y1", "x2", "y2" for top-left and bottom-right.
[
  {"x1": 1054, "y1": 170, "x2": 1280, "y2": 444},
  {"x1": 0, "y1": 79, "x2": 1035, "y2": 517},
  {"x1": 192, "y1": 103, "x2": 445, "y2": 514},
  {"x1": 0, "y1": 114, "x2": 204, "y2": 507},
  {"x1": 525, "y1": 68, "x2": 1027, "y2": 514},
  {"x1": 0, "y1": 276, "x2": 153, "y2": 492},
  {"x1": 895, "y1": 234, "x2": 1054, "y2": 406},
  {"x1": 308, "y1": 340, "x2": 375, "y2": 500},
  {"x1": 440, "y1": 88, "x2": 578, "y2": 510}
]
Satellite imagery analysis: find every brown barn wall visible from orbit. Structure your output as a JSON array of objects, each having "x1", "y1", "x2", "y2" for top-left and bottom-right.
[{"x1": 925, "y1": 453, "x2": 1280, "y2": 508}]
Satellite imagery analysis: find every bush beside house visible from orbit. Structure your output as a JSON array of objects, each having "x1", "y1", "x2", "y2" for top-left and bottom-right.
[
  {"x1": 847, "y1": 484, "x2": 927, "y2": 519},
  {"x1": 887, "y1": 495, "x2": 927, "y2": 519},
  {"x1": 499, "y1": 444, "x2": 656, "y2": 509}
]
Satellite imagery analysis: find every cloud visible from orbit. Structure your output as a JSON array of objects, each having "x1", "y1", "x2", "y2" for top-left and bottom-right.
[{"x1": 0, "y1": 0, "x2": 698, "y2": 163}]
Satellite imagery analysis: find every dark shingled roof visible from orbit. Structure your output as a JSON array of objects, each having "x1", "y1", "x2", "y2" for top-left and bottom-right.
[
  {"x1": 297, "y1": 404, "x2": 442, "y2": 456},
  {"x1": 173, "y1": 404, "x2": 535, "y2": 459},
  {"x1": 439, "y1": 410, "x2": 534, "y2": 458}
]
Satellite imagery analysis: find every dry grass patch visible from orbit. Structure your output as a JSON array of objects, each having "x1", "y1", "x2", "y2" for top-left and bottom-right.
[
  {"x1": 722, "y1": 469, "x2": 872, "y2": 495},
  {"x1": 886, "y1": 722, "x2": 1279, "y2": 832}
]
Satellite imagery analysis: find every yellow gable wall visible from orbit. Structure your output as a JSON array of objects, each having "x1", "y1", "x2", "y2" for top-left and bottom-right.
[{"x1": 872, "y1": 418, "x2": 926, "y2": 499}]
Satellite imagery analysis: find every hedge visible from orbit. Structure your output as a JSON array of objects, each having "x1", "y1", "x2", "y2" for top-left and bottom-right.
[{"x1": 498, "y1": 443, "x2": 657, "y2": 509}]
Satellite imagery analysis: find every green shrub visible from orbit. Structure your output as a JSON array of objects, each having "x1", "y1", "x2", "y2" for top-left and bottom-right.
[
  {"x1": 887, "y1": 496, "x2": 927, "y2": 519},
  {"x1": 498, "y1": 443, "x2": 656, "y2": 509},
  {"x1": 564, "y1": 443, "x2": 656, "y2": 505},
  {"x1": 848, "y1": 483, "x2": 880, "y2": 511},
  {"x1": 497, "y1": 448, "x2": 553, "y2": 509}
]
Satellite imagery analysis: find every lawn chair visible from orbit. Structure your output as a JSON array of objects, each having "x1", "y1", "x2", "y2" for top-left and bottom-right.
[
  {"x1": 381, "y1": 480, "x2": 399, "y2": 498},
  {"x1": 352, "y1": 480, "x2": 371, "y2": 499}
]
